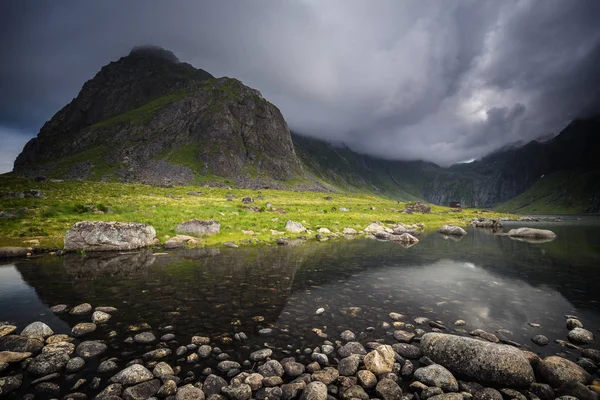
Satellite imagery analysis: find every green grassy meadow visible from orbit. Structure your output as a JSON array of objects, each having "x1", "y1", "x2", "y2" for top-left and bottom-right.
[{"x1": 0, "y1": 175, "x2": 512, "y2": 250}]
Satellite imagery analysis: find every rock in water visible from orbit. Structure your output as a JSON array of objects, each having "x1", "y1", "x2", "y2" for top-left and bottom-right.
[
  {"x1": 0, "y1": 247, "x2": 31, "y2": 258},
  {"x1": 438, "y1": 226, "x2": 467, "y2": 236},
  {"x1": 176, "y1": 219, "x2": 220, "y2": 236},
  {"x1": 110, "y1": 364, "x2": 154, "y2": 385},
  {"x1": 506, "y1": 228, "x2": 556, "y2": 239},
  {"x1": 21, "y1": 321, "x2": 54, "y2": 338},
  {"x1": 567, "y1": 327, "x2": 594, "y2": 344},
  {"x1": 537, "y1": 356, "x2": 591, "y2": 388},
  {"x1": 64, "y1": 221, "x2": 156, "y2": 251},
  {"x1": 420, "y1": 333, "x2": 534, "y2": 388}
]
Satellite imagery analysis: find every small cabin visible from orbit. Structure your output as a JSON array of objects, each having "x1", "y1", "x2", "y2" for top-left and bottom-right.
[{"x1": 449, "y1": 201, "x2": 462, "y2": 208}]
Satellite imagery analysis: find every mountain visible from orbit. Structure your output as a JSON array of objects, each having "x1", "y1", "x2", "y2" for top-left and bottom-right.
[
  {"x1": 13, "y1": 46, "x2": 311, "y2": 189},
  {"x1": 293, "y1": 116, "x2": 600, "y2": 212},
  {"x1": 12, "y1": 46, "x2": 600, "y2": 212}
]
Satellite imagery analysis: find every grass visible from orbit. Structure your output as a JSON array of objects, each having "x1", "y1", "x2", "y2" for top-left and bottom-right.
[
  {"x1": 0, "y1": 175, "x2": 513, "y2": 250},
  {"x1": 495, "y1": 168, "x2": 600, "y2": 214}
]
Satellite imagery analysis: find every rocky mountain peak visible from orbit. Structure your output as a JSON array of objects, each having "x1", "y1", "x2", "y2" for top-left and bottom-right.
[{"x1": 127, "y1": 45, "x2": 180, "y2": 63}]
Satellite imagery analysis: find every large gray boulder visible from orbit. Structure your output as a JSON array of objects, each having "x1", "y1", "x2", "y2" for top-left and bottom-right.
[
  {"x1": 285, "y1": 220, "x2": 306, "y2": 233},
  {"x1": 176, "y1": 219, "x2": 220, "y2": 236},
  {"x1": 64, "y1": 221, "x2": 156, "y2": 251},
  {"x1": 438, "y1": 225, "x2": 467, "y2": 236},
  {"x1": 420, "y1": 333, "x2": 534, "y2": 388},
  {"x1": 0, "y1": 247, "x2": 31, "y2": 258},
  {"x1": 506, "y1": 228, "x2": 556, "y2": 239}
]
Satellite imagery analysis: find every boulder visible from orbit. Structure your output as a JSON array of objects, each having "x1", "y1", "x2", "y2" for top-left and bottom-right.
[
  {"x1": 421, "y1": 333, "x2": 535, "y2": 388},
  {"x1": 178, "y1": 383, "x2": 206, "y2": 399},
  {"x1": 285, "y1": 220, "x2": 306, "y2": 233},
  {"x1": 64, "y1": 221, "x2": 156, "y2": 251},
  {"x1": 567, "y1": 327, "x2": 594, "y2": 344},
  {"x1": 537, "y1": 356, "x2": 591, "y2": 388},
  {"x1": 0, "y1": 335, "x2": 44, "y2": 353},
  {"x1": 392, "y1": 233, "x2": 419, "y2": 244},
  {"x1": 27, "y1": 351, "x2": 69, "y2": 375},
  {"x1": 21, "y1": 321, "x2": 54, "y2": 338},
  {"x1": 438, "y1": 226, "x2": 467, "y2": 236},
  {"x1": 164, "y1": 235, "x2": 201, "y2": 249},
  {"x1": 176, "y1": 219, "x2": 220, "y2": 236},
  {"x1": 506, "y1": 228, "x2": 556, "y2": 239},
  {"x1": 343, "y1": 228, "x2": 357, "y2": 235},
  {"x1": 364, "y1": 223, "x2": 391, "y2": 233},
  {"x1": 0, "y1": 246, "x2": 32, "y2": 258},
  {"x1": 0, "y1": 351, "x2": 31, "y2": 363},
  {"x1": 76, "y1": 341, "x2": 107, "y2": 359}
]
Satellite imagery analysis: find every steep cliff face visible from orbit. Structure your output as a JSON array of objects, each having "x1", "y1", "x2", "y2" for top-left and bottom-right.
[
  {"x1": 13, "y1": 47, "x2": 306, "y2": 187},
  {"x1": 293, "y1": 116, "x2": 600, "y2": 211}
]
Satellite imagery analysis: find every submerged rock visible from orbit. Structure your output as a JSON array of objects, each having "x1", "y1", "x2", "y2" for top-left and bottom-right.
[
  {"x1": 0, "y1": 335, "x2": 44, "y2": 353},
  {"x1": 438, "y1": 226, "x2": 467, "y2": 236},
  {"x1": 420, "y1": 333, "x2": 534, "y2": 388},
  {"x1": 110, "y1": 364, "x2": 154, "y2": 385},
  {"x1": 64, "y1": 221, "x2": 157, "y2": 251},
  {"x1": 506, "y1": 228, "x2": 556, "y2": 239},
  {"x1": 567, "y1": 327, "x2": 594, "y2": 344},
  {"x1": 0, "y1": 247, "x2": 31, "y2": 258}
]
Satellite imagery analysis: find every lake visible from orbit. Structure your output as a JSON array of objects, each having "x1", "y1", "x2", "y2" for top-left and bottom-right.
[{"x1": 1, "y1": 217, "x2": 599, "y2": 397}]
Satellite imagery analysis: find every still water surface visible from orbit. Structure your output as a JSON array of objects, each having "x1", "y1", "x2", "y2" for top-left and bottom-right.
[{"x1": 1, "y1": 217, "x2": 599, "y2": 364}]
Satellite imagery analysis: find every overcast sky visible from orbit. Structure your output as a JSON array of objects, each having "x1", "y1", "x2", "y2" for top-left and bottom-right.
[{"x1": 1, "y1": 0, "x2": 600, "y2": 172}]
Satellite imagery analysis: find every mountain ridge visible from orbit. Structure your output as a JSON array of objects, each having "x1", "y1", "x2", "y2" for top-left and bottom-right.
[{"x1": 12, "y1": 46, "x2": 600, "y2": 212}]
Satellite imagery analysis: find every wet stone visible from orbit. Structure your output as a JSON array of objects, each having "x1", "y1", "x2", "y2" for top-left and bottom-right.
[
  {"x1": 263, "y1": 376, "x2": 283, "y2": 387},
  {"x1": 110, "y1": 364, "x2": 154, "y2": 385},
  {"x1": 250, "y1": 348, "x2": 273, "y2": 362},
  {"x1": 198, "y1": 345, "x2": 212, "y2": 358},
  {"x1": 0, "y1": 335, "x2": 44, "y2": 353},
  {"x1": 142, "y1": 348, "x2": 171, "y2": 361},
  {"x1": 414, "y1": 364, "x2": 459, "y2": 392},
  {"x1": 342, "y1": 385, "x2": 369, "y2": 400},
  {"x1": 158, "y1": 379, "x2": 178, "y2": 397},
  {"x1": 66, "y1": 356, "x2": 85, "y2": 372},
  {"x1": 301, "y1": 381, "x2": 327, "y2": 400},
  {"x1": 21, "y1": 321, "x2": 54, "y2": 338},
  {"x1": 531, "y1": 335, "x2": 549, "y2": 346},
  {"x1": 161, "y1": 333, "x2": 176, "y2": 341},
  {"x1": 43, "y1": 341, "x2": 75, "y2": 355},
  {"x1": 338, "y1": 354, "x2": 360, "y2": 376},
  {"x1": 422, "y1": 387, "x2": 444, "y2": 400},
  {"x1": 70, "y1": 303, "x2": 93, "y2": 315},
  {"x1": 473, "y1": 388, "x2": 503, "y2": 400},
  {"x1": 95, "y1": 306, "x2": 118, "y2": 314},
  {"x1": 134, "y1": 331, "x2": 157, "y2": 344},
  {"x1": 0, "y1": 325, "x2": 17, "y2": 337},
  {"x1": 72, "y1": 322, "x2": 97, "y2": 337},
  {"x1": 0, "y1": 375, "x2": 22, "y2": 396},
  {"x1": 357, "y1": 370, "x2": 377, "y2": 389},
  {"x1": 35, "y1": 381, "x2": 61, "y2": 395},
  {"x1": 204, "y1": 374, "x2": 228, "y2": 396},
  {"x1": 0, "y1": 350, "x2": 31, "y2": 363},
  {"x1": 393, "y1": 343, "x2": 423, "y2": 359},
  {"x1": 76, "y1": 341, "x2": 108, "y2": 359},
  {"x1": 96, "y1": 382, "x2": 124, "y2": 399},
  {"x1": 364, "y1": 344, "x2": 395, "y2": 375},
  {"x1": 311, "y1": 352, "x2": 329, "y2": 366},
  {"x1": 529, "y1": 383, "x2": 555, "y2": 400},
  {"x1": 283, "y1": 361, "x2": 305, "y2": 377},
  {"x1": 122, "y1": 378, "x2": 160, "y2": 400},
  {"x1": 257, "y1": 360, "x2": 284, "y2": 377},
  {"x1": 537, "y1": 356, "x2": 591, "y2": 388},
  {"x1": 566, "y1": 318, "x2": 584, "y2": 330},
  {"x1": 28, "y1": 351, "x2": 70, "y2": 375},
  {"x1": 393, "y1": 330, "x2": 415, "y2": 343},
  {"x1": 376, "y1": 378, "x2": 403, "y2": 400},
  {"x1": 312, "y1": 367, "x2": 339, "y2": 385},
  {"x1": 192, "y1": 336, "x2": 210, "y2": 345},
  {"x1": 92, "y1": 310, "x2": 112, "y2": 324},
  {"x1": 153, "y1": 361, "x2": 175, "y2": 377},
  {"x1": 340, "y1": 330, "x2": 356, "y2": 341},
  {"x1": 567, "y1": 328, "x2": 594, "y2": 344},
  {"x1": 98, "y1": 359, "x2": 119, "y2": 373},
  {"x1": 49, "y1": 304, "x2": 68, "y2": 314},
  {"x1": 218, "y1": 360, "x2": 241, "y2": 372},
  {"x1": 222, "y1": 382, "x2": 252, "y2": 400},
  {"x1": 338, "y1": 341, "x2": 366, "y2": 358}
]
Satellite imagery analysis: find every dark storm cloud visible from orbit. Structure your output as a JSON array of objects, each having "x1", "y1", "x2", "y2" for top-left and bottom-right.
[{"x1": 1, "y1": 0, "x2": 599, "y2": 172}]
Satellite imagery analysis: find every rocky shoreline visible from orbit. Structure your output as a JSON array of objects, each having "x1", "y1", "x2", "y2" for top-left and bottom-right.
[
  {"x1": 0, "y1": 301, "x2": 597, "y2": 400},
  {"x1": 0, "y1": 216, "x2": 559, "y2": 259}
]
